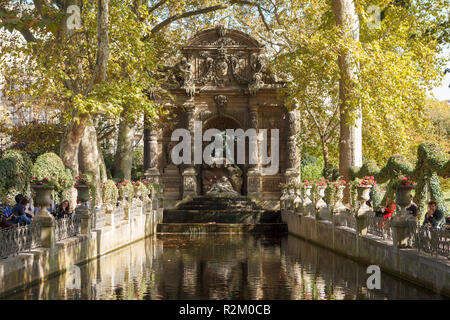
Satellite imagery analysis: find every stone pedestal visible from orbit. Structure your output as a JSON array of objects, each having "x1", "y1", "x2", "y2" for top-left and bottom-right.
[
  {"x1": 75, "y1": 204, "x2": 91, "y2": 236},
  {"x1": 145, "y1": 167, "x2": 161, "y2": 184},
  {"x1": 315, "y1": 186, "x2": 328, "y2": 220},
  {"x1": 356, "y1": 214, "x2": 368, "y2": 236},
  {"x1": 247, "y1": 168, "x2": 261, "y2": 199},
  {"x1": 392, "y1": 215, "x2": 409, "y2": 249},
  {"x1": 182, "y1": 167, "x2": 198, "y2": 198},
  {"x1": 104, "y1": 203, "x2": 114, "y2": 227},
  {"x1": 33, "y1": 208, "x2": 55, "y2": 249}
]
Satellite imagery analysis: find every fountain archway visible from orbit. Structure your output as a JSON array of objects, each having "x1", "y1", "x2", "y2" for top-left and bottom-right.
[{"x1": 201, "y1": 115, "x2": 244, "y2": 195}]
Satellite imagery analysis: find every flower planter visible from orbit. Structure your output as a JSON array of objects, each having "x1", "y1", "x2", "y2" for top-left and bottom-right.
[
  {"x1": 294, "y1": 188, "x2": 303, "y2": 214},
  {"x1": 75, "y1": 185, "x2": 90, "y2": 203},
  {"x1": 32, "y1": 185, "x2": 54, "y2": 207},
  {"x1": 303, "y1": 186, "x2": 313, "y2": 216},
  {"x1": 396, "y1": 185, "x2": 415, "y2": 208},
  {"x1": 395, "y1": 185, "x2": 415, "y2": 220},
  {"x1": 315, "y1": 186, "x2": 327, "y2": 220},
  {"x1": 334, "y1": 186, "x2": 346, "y2": 210},
  {"x1": 356, "y1": 185, "x2": 372, "y2": 216}
]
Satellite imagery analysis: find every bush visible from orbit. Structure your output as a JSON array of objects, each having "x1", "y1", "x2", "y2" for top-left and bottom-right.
[
  {"x1": 31, "y1": 152, "x2": 73, "y2": 194},
  {"x1": 101, "y1": 179, "x2": 119, "y2": 204},
  {"x1": 117, "y1": 180, "x2": 134, "y2": 201},
  {"x1": 131, "y1": 146, "x2": 144, "y2": 181},
  {"x1": 0, "y1": 149, "x2": 33, "y2": 195},
  {"x1": 322, "y1": 164, "x2": 339, "y2": 181}
]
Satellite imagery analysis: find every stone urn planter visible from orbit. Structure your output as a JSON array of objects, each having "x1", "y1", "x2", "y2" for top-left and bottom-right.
[
  {"x1": 287, "y1": 188, "x2": 296, "y2": 211},
  {"x1": 394, "y1": 185, "x2": 415, "y2": 221},
  {"x1": 315, "y1": 186, "x2": 327, "y2": 220},
  {"x1": 280, "y1": 188, "x2": 288, "y2": 210},
  {"x1": 32, "y1": 185, "x2": 54, "y2": 208},
  {"x1": 356, "y1": 185, "x2": 372, "y2": 216},
  {"x1": 293, "y1": 188, "x2": 303, "y2": 215},
  {"x1": 334, "y1": 186, "x2": 346, "y2": 210},
  {"x1": 75, "y1": 185, "x2": 90, "y2": 203},
  {"x1": 303, "y1": 186, "x2": 313, "y2": 216}
]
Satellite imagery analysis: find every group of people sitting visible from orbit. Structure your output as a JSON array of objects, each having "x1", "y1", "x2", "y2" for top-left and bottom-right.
[
  {"x1": 374, "y1": 195, "x2": 446, "y2": 229},
  {"x1": 0, "y1": 194, "x2": 73, "y2": 229}
]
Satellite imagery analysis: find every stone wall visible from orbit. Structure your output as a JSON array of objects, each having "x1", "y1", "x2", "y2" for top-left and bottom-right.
[
  {"x1": 283, "y1": 212, "x2": 450, "y2": 296},
  {"x1": 0, "y1": 203, "x2": 163, "y2": 297}
]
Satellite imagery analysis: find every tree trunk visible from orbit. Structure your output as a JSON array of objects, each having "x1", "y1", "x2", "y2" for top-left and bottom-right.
[
  {"x1": 79, "y1": 119, "x2": 103, "y2": 204},
  {"x1": 332, "y1": 0, "x2": 363, "y2": 201},
  {"x1": 113, "y1": 119, "x2": 135, "y2": 180},
  {"x1": 321, "y1": 137, "x2": 330, "y2": 168}
]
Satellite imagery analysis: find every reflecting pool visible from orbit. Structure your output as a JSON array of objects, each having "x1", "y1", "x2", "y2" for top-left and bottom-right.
[{"x1": 4, "y1": 234, "x2": 445, "y2": 300}]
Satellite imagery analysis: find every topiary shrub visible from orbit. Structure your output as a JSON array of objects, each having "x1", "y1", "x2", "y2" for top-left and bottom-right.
[
  {"x1": 101, "y1": 179, "x2": 119, "y2": 204},
  {"x1": 31, "y1": 152, "x2": 73, "y2": 194},
  {"x1": 0, "y1": 149, "x2": 33, "y2": 195},
  {"x1": 117, "y1": 180, "x2": 134, "y2": 201}
]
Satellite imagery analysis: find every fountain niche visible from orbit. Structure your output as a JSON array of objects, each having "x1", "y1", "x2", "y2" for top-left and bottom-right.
[{"x1": 201, "y1": 115, "x2": 243, "y2": 197}]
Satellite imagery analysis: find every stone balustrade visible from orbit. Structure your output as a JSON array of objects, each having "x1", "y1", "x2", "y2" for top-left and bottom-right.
[
  {"x1": 280, "y1": 190, "x2": 450, "y2": 296},
  {"x1": 0, "y1": 194, "x2": 163, "y2": 297}
]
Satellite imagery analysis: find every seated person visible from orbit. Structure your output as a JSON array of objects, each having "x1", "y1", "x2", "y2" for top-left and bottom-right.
[
  {"x1": 422, "y1": 201, "x2": 445, "y2": 228},
  {"x1": 381, "y1": 200, "x2": 396, "y2": 219},
  {"x1": 56, "y1": 200, "x2": 72, "y2": 219},
  {"x1": 0, "y1": 199, "x2": 13, "y2": 219},
  {"x1": 0, "y1": 201, "x2": 13, "y2": 229},
  {"x1": 405, "y1": 194, "x2": 418, "y2": 217},
  {"x1": 11, "y1": 194, "x2": 32, "y2": 226},
  {"x1": 20, "y1": 197, "x2": 34, "y2": 219}
]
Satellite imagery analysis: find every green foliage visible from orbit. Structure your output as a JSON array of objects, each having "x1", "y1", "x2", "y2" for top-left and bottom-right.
[
  {"x1": 131, "y1": 146, "x2": 144, "y2": 181},
  {"x1": 0, "y1": 149, "x2": 33, "y2": 195},
  {"x1": 351, "y1": 143, "x2": 448, "y2": 218},
  {"x1": 322, "y1": 164, "x2": 339, "y2": 181},
  {"x1": 31, "y1": 152, "x2": 73, "y2": 194},
  {"x1": 101, "y1": 180, "x2": 119, "y2": 204},
  {"x1": 0, "y1": 122, "x2": 64, "y2": 160},
  {"x1": 79, "y1": 171, "x2": 98, "y2": 204},
  {"x1": 117, "y1": 180, "x2": 134, "y2": 201},
  {"x1": 301, "y1": 153, "x2": 324, "y2": 181}
]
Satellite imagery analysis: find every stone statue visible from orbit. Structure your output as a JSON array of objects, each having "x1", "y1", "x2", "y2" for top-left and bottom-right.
[{"x1": 206, "y1": 176, "x2": 239, "y2": 196}]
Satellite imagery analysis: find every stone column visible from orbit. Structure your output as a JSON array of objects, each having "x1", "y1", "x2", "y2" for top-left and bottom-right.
[
  {"x1": 247, "y1": 105, "x2": 261, "y2": 198},
  {"x1": 145, "y1": 128, "x2": 160, "y2": 184},
  {"x1": 182, "y1": 101, "x2": 198, "y2": 198},
  {"x1": 75, "y1": 204, "x2": 92, "y2": 236},
  {"x1": 285, "y1": 108, "x2": 300, "y2": 184},
  {"x1": 33, "y1": 208, "x2": 55, "y2": 249}
]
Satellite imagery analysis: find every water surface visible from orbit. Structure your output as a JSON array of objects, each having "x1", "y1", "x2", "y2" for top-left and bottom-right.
[{"x1": 4, "y1": 234, "x2": 445, "y2": 300}]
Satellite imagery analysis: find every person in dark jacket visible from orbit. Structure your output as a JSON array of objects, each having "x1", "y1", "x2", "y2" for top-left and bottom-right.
[
  {"x1": 406, "y1": 194, "x2": 418, "y2": 217},
  {"x1": 11, "y1": 194, "x2": 31, "y2": 226},
  {"x1": 56, "y1": 200, "x2": 72, "y2": 219},
  {"x1": 422, "y1": 201, "x2": 445, "y2": 228}
]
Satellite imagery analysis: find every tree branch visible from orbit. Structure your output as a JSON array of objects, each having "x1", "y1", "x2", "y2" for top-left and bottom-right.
[{"x1": 145, "y1": 4, "x2": 229, "y2": 38}]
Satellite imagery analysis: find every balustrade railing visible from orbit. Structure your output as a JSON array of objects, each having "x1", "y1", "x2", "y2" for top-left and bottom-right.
[
  {"x1": 0, "y1": 199, "x2": 157, "y2": 260},
  {"x1": 55, "y1": 215, "x2": 81, "y2": 242},
  {"x1": 113, "y1": 207, "x2": 124, "y2": 221},
  {"x1": 413, "y1": 225, "x2": 450, "y2": 258},
  {"x1": 279, "y1": 193, "x2": 450, "y2": 259},
  {"x1": 0, "y1": 222, "x2": 41, "y2": 259},
  {"x1": 367, "y1": 215, "x2": 392, "y2": 240}
]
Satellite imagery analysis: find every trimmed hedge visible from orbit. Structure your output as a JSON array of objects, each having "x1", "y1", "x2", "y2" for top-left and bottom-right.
[
  {"x1": 31, "y1": 152, "x2": 73, "y2": 193},
  {"x1": 0, "y1": 149, "x2": 33, "y2": 196}
]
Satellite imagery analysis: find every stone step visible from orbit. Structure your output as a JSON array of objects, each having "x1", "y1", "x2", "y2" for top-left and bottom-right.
[
  {"x1": 163, "y1": 209, "x2": 281, "y2": 223},
  {"x1": 157, "y1": 222, "x2": 288, "y2": 234}
]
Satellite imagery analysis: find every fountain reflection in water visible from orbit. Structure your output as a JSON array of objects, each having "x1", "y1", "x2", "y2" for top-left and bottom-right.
[{"x1": 4, "y1": 234, "x2": 444, "y2": 300}]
